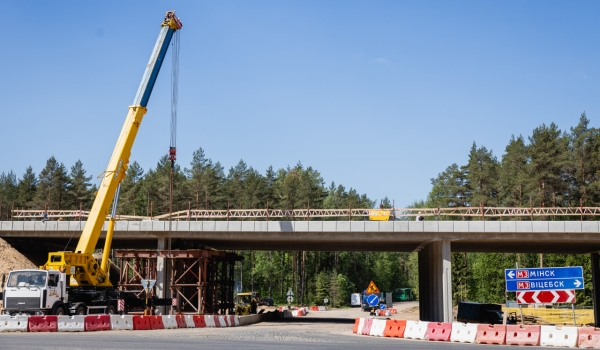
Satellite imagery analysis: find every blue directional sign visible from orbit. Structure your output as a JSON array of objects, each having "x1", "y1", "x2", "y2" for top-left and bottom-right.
[
  {"x1": 380, "y1": 304, "x2": 386, "y2": 310},
  {"x1": 505, "y1": 266, "x2": 584, "y2": 292},
  {"x1": 367, "y1": 294, "x2": 379, "y2": 307}
]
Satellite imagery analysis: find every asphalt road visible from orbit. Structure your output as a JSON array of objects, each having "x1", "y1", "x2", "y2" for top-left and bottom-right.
[{"x1": 0, "y1": 305, "x2": 552, "y2": 350}]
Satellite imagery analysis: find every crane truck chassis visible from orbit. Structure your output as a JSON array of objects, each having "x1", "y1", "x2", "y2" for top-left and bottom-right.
[{"x1": 2, "y1": 11, "x2": 182, "y2": 316}]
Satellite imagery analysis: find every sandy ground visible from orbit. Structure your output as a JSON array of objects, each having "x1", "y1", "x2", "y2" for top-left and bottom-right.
[{"x1": 0, "y1": 238, "x2": 37, "y2": 311}]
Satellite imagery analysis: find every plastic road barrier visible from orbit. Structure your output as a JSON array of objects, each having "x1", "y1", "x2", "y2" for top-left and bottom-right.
[
  {"x1": 318, "y1": 306, "x2": 327, "y2": 311},
  {"x1": 578, "y1": 327, "x2": 600, "y2": 348},
  {"x1": 310, "y1": 306, "x2": 319, "y2": 311},
  {"x1": 183, "y1": 315, "x2": 195, "y2": 328},
  {"x1": 361, "y1": 318, "x2": 374, "y2": 336},
  {"x1": 132, "y1": 315, "x2": 151, "y2": 330},
  {"x1": 388, "y1": 308, "x2": 397, "y2": 314},
  {"x1": 291, "y1": 310, "x2": 299, "y2": 317},
  {"x1": 28, "y1": 315, "x2": 58, "y2": 332},
  {"x1": 506, "y1": 324, "x2": 541, "y2": 346},
  {"x1": 212, "y1": 315, "x2": 221, "y2": 327},
  {"x1": 228, "y1": 315, "x2": 239, "y2": 327},
  {"x1": 450, "y1": 322, "x2": 477, "y2": 343},
  {"x1": 84, "y1": 315, "x2": 111, "y2": 332},
  {"x1": 193, "y1": 315, "x2": 207, "y2": 328},
  {"x1": 149, "y1": 315, "x2": 165, "y2": 330},
  {"x1": 204, "y1": 315, "x2": 216, "y2": 327},
  {"x1": 353, "y1": 318, "x2": 362, "y2": 334},
  {"x1": 57, "y1": 315, "x2": 85, "y2": 332},
  {"x1": 218, "y1": 315, "x2": 228, "y2": 327},
  {"x1": 0, "y1": 315, "x2": 28, "y2": 332},
  {"x1": 476, "y1": 324, "x2": 506, "y2": 345},
  {"x1": 404, "y1": 320, "x2": 429, "y2": 340},
  {"x1": 383, "y1": 320, "x2": 406, "y2": 338},
  {"x1": 426, "y1": 322, "x2": 452, "y2": 341},
  {"x1": 369, "y1": 319, "x2": 387, "y2": 337},
  {"x1": 110, "y1": 315, "x2": 133, "y2": 330},
  {"x1": 540, "y1": 325, "x2": 578, "y2": 348},
  {"x1": 162, "y1": 315, "x2": 178, "y2": 329},
  {"x1": 175, "y1": 315, "x2": 188, "y2": 328}
]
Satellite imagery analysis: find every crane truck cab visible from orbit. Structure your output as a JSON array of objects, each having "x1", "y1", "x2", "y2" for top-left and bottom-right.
[{"x1": 3, "y1": 269, "x2": 66, "y2": 315}]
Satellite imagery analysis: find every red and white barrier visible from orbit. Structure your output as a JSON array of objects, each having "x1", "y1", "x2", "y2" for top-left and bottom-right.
[
  {"x1": 505, "y1": 325, "x2": 541, "y2": 346},
  {"x1": 578, "y1": 327, "x2": 600, "y2": 348},
  {"x1": 369, "y1": 319, "x2": 387, "y2": 337}
]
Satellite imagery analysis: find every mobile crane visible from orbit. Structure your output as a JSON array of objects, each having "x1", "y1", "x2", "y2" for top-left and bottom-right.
[{"x1": 2, "y1": 11, "x2": 182, "y2": 316}]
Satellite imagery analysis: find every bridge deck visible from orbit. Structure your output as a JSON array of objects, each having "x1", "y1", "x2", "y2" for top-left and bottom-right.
[{"x1": 1, "y1": 220, "x2": 599, "y2": 253}]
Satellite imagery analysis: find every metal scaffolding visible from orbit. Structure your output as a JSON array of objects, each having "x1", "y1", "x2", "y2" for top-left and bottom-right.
[{"x1": 114, "y1": 249, "x2": 241, "y2": 314}]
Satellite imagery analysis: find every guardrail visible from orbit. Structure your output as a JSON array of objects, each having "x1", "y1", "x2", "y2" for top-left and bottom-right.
[{"x1": 10, "y1": 206, "x2": 600, "y2": 221}]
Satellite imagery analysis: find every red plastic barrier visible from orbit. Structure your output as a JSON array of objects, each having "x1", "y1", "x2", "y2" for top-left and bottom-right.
[
  {"x1": 149, "y1": 315, "x2": 164, "y2": 330},
  {"x1": 228, "y1": 315, "x2": 237, "y2": 327},
  {"x1": 353, "y1": 318, "x2": 361, "y2": 334},
  {"x1": 426, "y1": 322, "x2": 452, "y2": 341},
  {"x1": 213, "y1": 315, "x2": 221, "y2": 327},
  {"x1": 175, "y1": 315, "x2": 188, "y2": 328},
  {"x1": 383, "y1": 320, "x2": 406, "y2": 338},
  {"x1": 310, "y1": 306, "x2": 319, "y2": 311},
  {"x1": 28, "y1": 316, "x2": 58, "y2": 332},
  {"x1": 506, "y1": 325, "x2": 541, "y2": 346},
  {"x1": 192, "y1": 315, "x2": 206, "y2": 328},
  {"x1": 222, "y1": 316, "x2": 229, "y2": 327},
  {"x1": 389, "y1": 308, "x2": 397, "y2": 314},
  {"x1": 579, "y1": 327, "x2": 600, "y2": 348},
  {"x1": 361, "y1": 318, "x2": 373, "y2": 335},
  {"x1": 84, "y1": 315, "x2": 111, "y2": 331},
  {"x1": 133, "y1": 315, "x2": 151, "y2": 330},
  {"x1": 476, "y1": 324, "x2": 506, "y2": 345}
]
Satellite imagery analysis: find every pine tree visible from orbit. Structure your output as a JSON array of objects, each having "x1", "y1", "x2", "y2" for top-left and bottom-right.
[
  {"x1": 465, "y1": 142, "x2": 499, "y2": 207},
  {"x1": 67, "y1": 160, "x2": 93, "y2": 209},
  {"x1": 16, "y1": 166, "x2": 37, "y2": 209},
  {"x1": 498, "y1": 135, "x2": 528, "y2": 207},
  {"x1": 35, "y1": 156, "x2": 70, "y2": 209}
]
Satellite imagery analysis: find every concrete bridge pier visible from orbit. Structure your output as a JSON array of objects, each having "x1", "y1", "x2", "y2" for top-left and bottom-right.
[
  {"x1": 418, "y1": 239, "x2": 453, "y2": 322},
  {"x1": 156, "y1": 237, "x2": 168, "y2": 315}
]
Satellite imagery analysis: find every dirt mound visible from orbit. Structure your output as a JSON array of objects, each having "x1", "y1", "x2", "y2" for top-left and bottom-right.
[{"x1": 0, "y1": 237, "x2": 37, "y2": 284}]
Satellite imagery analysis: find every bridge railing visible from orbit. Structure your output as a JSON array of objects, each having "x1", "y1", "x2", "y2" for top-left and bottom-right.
[{"x1": 10, "y1": 207, "x2": 600, "y2": 221}]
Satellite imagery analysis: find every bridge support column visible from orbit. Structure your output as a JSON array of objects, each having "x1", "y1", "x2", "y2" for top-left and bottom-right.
[
  {"x1": 156, "y1": 238, "x2": 168, "y2": 315},
  {"x1": 418, "y1": 239, "x2": 452, "y2": 322},
  {"x1": 592, "y1": 253, "x2": 600, "y2": 327}
]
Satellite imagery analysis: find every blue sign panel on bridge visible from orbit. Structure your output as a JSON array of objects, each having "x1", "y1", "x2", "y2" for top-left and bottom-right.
[{"x1": 505, "y1": 266, "x2": 584, "y2": 292}]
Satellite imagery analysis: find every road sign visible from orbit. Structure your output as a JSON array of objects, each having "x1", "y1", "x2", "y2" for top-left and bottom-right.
[
  {"x1": 287, "y1": 296, "x2": 294, "y2": 303},
  {"x1": 367, "y1": 294, "x2": 379, "y2": 307},
  {"x1": 324, "y1": 298, "x2": 329, "y2": 304},
  {"x1": 141, "y1": 279, "x2": 156, "y2": 291},
  {"x1": 517, "y1": 290, "x2": 576, "y2": 304},
  {"x1": 286, "y1": 288, "x2": 294, "y2": 296},
  {"x1": 380, "y1": 304, "x2": 386, "y2": 310},
  {"x1": 366, "y1": 281, "x2": 380, "y2": 294},
  {"x1": 505, "y1": 267, "x2": 583, "y2": 292}
]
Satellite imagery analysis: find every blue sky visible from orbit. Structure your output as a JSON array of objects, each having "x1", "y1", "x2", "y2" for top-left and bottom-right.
[{"x1": 1, "y1": 1, "x2": 599, "y2": 207}]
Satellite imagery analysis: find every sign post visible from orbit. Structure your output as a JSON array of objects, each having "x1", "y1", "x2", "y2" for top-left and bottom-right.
[
  {"x1": 505, "y1": 266, "x2": 582, "y2": 326},
  {"x1": 286, "y1": 288, "x2": 294, "y2": 309},
  {"x1": 141, "y1": 279, "x2": 156, "y2": 315}
]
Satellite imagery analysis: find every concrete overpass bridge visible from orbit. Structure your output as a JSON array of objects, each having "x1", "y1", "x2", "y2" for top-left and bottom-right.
[{"x1": 2, "y1": 218, "x2": 600, "y2": 325}]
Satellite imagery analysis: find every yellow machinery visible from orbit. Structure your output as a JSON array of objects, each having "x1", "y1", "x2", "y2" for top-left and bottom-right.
[{"x1": 42, "y1": 12, "x2": 183, "y2": 287}]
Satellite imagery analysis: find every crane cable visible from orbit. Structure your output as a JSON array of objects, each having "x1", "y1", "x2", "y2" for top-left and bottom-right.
[{"x1": 168, "y1": 30, "x2": 180, "y2": 254}]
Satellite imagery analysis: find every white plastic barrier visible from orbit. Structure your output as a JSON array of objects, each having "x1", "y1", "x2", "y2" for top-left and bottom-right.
[
  {"x1": 318, "y1": 306, "x2": 327, "y2": 311},
  {"x1": 57, "y1": 315, "x2": 85, "y2": 332},
  {"x1": 217, "y1": 315, "x2": 228, "y2": 327},
  {"x1": 162, "y1": 315, "x2": 178, "y2": 329},
  {"x1": 0, "y1": 315, "x2": 28, "y2": 332},
  {"x1": 404, "y1": 320, "x2": 429, "y2": 340},
  {"x1": 369, "y1": 319, "x2": 387, "y2": 337},
  {"x1": 291, "y1": 310, "x2": 299, "y2": 317},
  {"x1": 355, "y1": 318, "x2": 365, "y2": 334},
  {"x1": 204, "y1": 315, "x2": 216, "y2": 327},
  {"x1": 540, "y1": 325, "x2": 578, "y2": 348},
  {"x1": 110, "y1": 315, "x2": 134, "y2": 330},
  {"x1": 184, "y1": 315, "x2": 195, "y2": 328},
  {"x1": 450, "y1": 322, "x2": 478, "y2": 343}
]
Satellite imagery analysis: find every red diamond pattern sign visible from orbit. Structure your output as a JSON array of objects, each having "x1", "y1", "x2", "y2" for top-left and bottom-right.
[{"x1": 516, "y1": 290, "x2": 575, "y2": 304}]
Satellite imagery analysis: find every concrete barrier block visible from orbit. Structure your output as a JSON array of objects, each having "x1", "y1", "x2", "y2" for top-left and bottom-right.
[
  {"x1": 565, "y1": 221, "x2": 582, "y2": 233},
  {"x1": 548, "y1": 221, "x2": 564, "y2": 232},
  {"x1": 582, "y1": 221, "x2": 599, "y2": 233},
  {"x1": 500, "y1": 221, "x2": 516, "y2": 232},
  {"x1": 241, "y1": 221, "x2": 255, "y2": 232},
  {"x1": 1, "y1": 222, "x2": 12, "y2": 230},
  {"x1": 454, "y1": 221, "x2": 468, "y2": 232},
  {"x1": 295, "y1": 221, "x2": 309, "y2": 232},
  {"x1": 308, "y1": 221, "x2": 323, "y2": 232},
  {"x1": 439, "y1": 221, "x2": 454, "y2": 232},
  {"x1": 140, "y1": 221, "x2": 153, "y2": 231},
  {"x1": 533, "y1": 221, "x2": 548, "y2": 232},
  {"x1": 337, "y1": 221, "x2": 350, "y2": 232},
  {"x1": 254, "y1": 221, "x2": 268, "y2": 232},
  {"x1": 378, "y1": 221, "x2": 393, "y2": 232},
  {"x1": 469, "y1": 221, "x2": 484, "y2": 232},
  {"x1": 215, "y1": 221, "x2": 229, "y2": 232},
  {"x1": 45, "y1": 221, "x2": 58, "y2": 230},
  {"x1": 115, "y1": 221, "x2": 128, "y2": 231},
  {"x1": 516, "y1": 221, "x2": 532, "y2": 232},
  {"x1": 408, "y1": 222, "x2": 424, "y2": 232},
  {"x1": 484, "y1": 221, "x2": 500, "y2": 232},
  {"x1": 57, "y1": 221, "x2": 70, "y2": 230},
  {"x1": 12, "y1": 221, "x2": 24, "y2": 231},
  {"x1": 228, "y1": 221, "x2": 242, "y2": 232},
  {"x1": 68, "y1": 221, "x2": 82, "y2": 230},
  {"x1": 393, "y1": 221, "x2": 409, "y2": 232},
  {"x1": 33, "y1": 221, "x2": 46, "y2": 231},
  {"x1": 424, "y1": 221, "x2": 438, "y2": 231},
  {"x1": 351, "y1": 222, "x2": 365, "y2": 232}
]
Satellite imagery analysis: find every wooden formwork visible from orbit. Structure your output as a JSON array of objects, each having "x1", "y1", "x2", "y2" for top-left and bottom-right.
[{"x1": 114, "y1": 249, "x2": 241, "y2": 315}]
